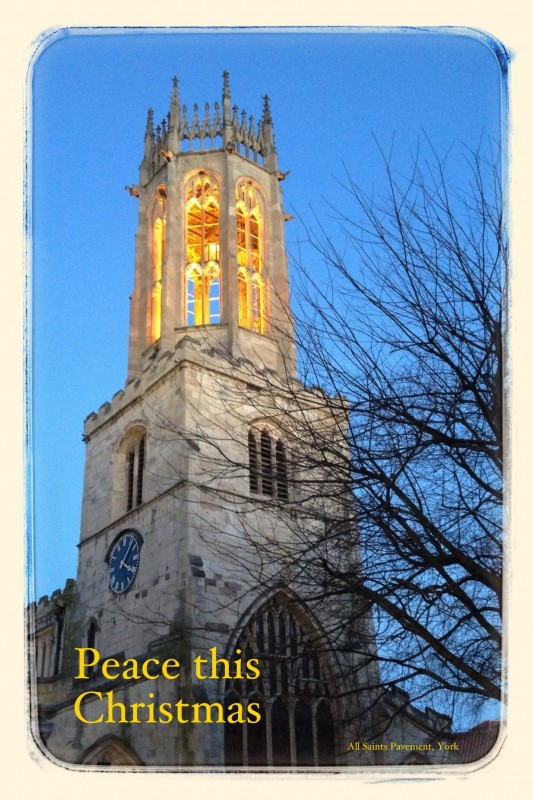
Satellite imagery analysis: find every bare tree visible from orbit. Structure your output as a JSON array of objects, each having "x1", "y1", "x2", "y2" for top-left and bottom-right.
[
  {"x1": 158, "y1": 140, "x2": 506, "y2": 728},
  {"x1": 286, "y1": 140, "x2": 505, "y2": 720}
]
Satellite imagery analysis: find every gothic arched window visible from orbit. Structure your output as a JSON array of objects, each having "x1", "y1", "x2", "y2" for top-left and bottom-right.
[
  {"x1": 236, "y1": 181, "x2": 265, "y2": 333},
  {"x1": 224, "y1": 593, "x2": 337, "y2": 767},
  {"x1": 36, "y1": 627, "x2": 54, "y2": 679},
  {"x1": 126, "y1": 433, "x2": 145, "y2": 511},
  {"x1": 149, "y1": 186, "x2": 166, "y2": 343},
  {"x1": 185, "y1": 172, "x2": 221, "y2": 325},
  {"x1": 114, "y1": 427, "x2": 147, "y2": 517},
  {"x1": 86, "y1": 619, "x2": 99, "y2": 677},
  {"x1": 248, "y1": 427, "x2": 289, "y2": 501}
]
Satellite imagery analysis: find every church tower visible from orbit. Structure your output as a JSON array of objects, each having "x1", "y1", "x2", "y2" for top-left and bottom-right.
[
  {"x1": 127, "y1": 72, "x2": 296, "y2": 383},
  {"x1": 34, "y1": 74, "x2": 387, "y2": 769}
]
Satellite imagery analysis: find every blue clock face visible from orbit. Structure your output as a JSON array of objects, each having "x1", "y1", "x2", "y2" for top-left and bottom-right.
[{"x1": 108, "y1": 534, "x2": 140, "y2": 594}]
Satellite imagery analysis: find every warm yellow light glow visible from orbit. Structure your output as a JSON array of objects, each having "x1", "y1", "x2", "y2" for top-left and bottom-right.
[
  {"x1": 205, "y1": 243, "x2": 220, "y2": 262},
  {"x1": 186, "y1": 262, "x2": 221, "y2": 326},
  {"x1": 154, "y1": 218, "x2": 164, "y2": 281},
  {"x1": 238, "y1": 268, "x2": 249, "y2": 326},
  {"x1": 150, "y1": 191, "x2": 166, "y2": 343},
  {"x1": 185, "y1": 173, "x2": 221, "y2": 326},
  {"x1": 151, "y1": 283, "x2": 162, "y2": 340},
  {"x1": 252, "y1": 274, "x2": 265, "y2": 334},
  {"x1": 236, "y1": 182, "x2": 264, "y2": 333}
]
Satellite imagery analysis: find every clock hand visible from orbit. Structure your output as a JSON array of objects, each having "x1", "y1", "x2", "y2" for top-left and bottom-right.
[{"x1": 119, "y1": 539, "x2": 134, "y2": 569}]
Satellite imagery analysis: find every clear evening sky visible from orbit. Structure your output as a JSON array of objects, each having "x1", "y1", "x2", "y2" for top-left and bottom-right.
[{"x1": 30, "y1": 28, "x2": 505, "y2": 600}]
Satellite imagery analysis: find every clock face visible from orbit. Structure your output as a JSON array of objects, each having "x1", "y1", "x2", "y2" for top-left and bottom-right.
[{"x1": 108, "y1": 533, "x2": 141, "y2": 594}]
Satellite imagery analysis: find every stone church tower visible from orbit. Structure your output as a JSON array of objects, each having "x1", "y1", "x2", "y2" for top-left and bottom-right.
[{"x1": 32, "y1": 74, "x2": 453, "y2": 769}]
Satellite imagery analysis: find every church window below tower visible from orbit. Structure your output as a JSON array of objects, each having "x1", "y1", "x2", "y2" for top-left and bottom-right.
[
  {"x1": 185, "y1": 172, "x2": 221, "y2": 325},
  {"x1": 125, "y1": 433, "x2": 145, "y2": 512},
  {"x1": 248, "y1": 428, "x2": 288, "y2": 500},
  {"x1": 85, "y1": 619, "x2": 99, "y2": 676},
  {"x1": 224, "y1": 593, "x2": 336, "y2": 766},
  {"x1": 236, "y1": 181, "x2": 265, "y2": 333},
  {"x1": 36, "y1": 627, "x2": 55, "y2": 679}
]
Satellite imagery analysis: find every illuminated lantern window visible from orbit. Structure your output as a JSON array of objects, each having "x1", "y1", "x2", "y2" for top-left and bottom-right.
[
  {"x1": 238, "y1": 267, "x2": 249, "y2": 327},
  {"x1": 251, "y1": 274, "x2": 265, "y2": 334},
  {"x1": 236, "y1": 182, "x2": 265, "y2": 332},
  {"x1": 150, "y1": 188, "x2": 166, "y2": 342},
  {"x1": 185, "y1": 173, "x2": 221, "y2": 325}
]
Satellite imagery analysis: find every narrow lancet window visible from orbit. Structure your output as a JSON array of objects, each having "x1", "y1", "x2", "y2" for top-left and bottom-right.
[
  {"x1": 260, "y1": 430, "x2": 273, "y2": 496},
  {"x1": 86, "y1": 620, "x2": 98, "y2": 677},
  {"x1": 125, "y1": 433, "x2": 146, "y2": 512},
  {"x1": 126, "y1": 450, "x2": 135, "y2": 511},
  {"x1": 149, "y1": 188, "x2": 166, "y2": 343},
  {"x1": 248, "y1": 428, "x2": 289, "y2": 501},
  {"x1": 236, "y1": 182, "x2": 265, "y2": 333},
  {"x1": 136, "y1": 435, "x2": 145, "y2": 506},
  {"x1": 238, "y1": 268, "x2": 250, "y2": 327},
  {"x1": 248, "y1": 430, "x2": 259, "y2": 493},
  {"x1": 185, "y1": 173, "x2": 221, "y2": 325},
  {"x1": 276, "y1": 440, "x2": 288, "y2": 501}
]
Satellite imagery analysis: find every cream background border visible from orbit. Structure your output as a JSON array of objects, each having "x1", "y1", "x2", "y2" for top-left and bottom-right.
[{"x1": 5, "y1": 1, "x2": 532, "y2": 796}]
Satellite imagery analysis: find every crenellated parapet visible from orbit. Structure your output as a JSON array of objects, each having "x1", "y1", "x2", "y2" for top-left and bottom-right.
[
  {"x1": 140, "y1": 72, "x2": 278, "y2": 184},
  {"x1": 29, "y1": 579, "x2": 76, "y2": 682},
  {"x1": 30, "y1": 579, "x2": 76, "y2": 624}
]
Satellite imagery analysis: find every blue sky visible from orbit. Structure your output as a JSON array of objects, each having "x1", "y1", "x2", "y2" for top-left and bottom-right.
[{"x1": 30, "y1": 27, "x2": 505, "y2": 600}]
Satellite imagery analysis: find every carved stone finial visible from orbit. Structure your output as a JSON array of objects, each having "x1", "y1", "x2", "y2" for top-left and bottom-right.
[
  {"x1": 223, "y1": 70, "x2": 231, "y2": 99},
  {"x1": 170, "y1": 77, "x2": 179, "y2": 113},
  {"x1": 169, "y1": 79, "x2": 179, "y2": 116},
  {"x1": 261, "y1": 95, "x2": 278, "y2": 170},
  {"x1": 142, "y1": 109, "x2": 155, "y2": 168},
  {"x1": 168, "y1": 77, "x2": 181, "y2": 151},
  {"x1": 262, "y1": 95, "x2": 272, "y2": 124},
  {"x1": 145, "y1": 108, "x2": 154, "y2": 139},
  {"x1": 222, "y1": 71, "x2": 232, "y2": 136}
]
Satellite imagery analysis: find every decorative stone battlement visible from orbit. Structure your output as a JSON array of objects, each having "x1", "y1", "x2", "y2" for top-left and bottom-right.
[
  {"x1": 83, "y1": 324, "x2": 287, "y2": 438},
  {"x1": 384, "y1": 685, "x2": 453, "y2": 736},
  {"x1": 141, "y1": 72, "x2": 278, "y2": 183},
  {"x1": 30, "y1": 578, "x2": 76, "y2": 622}
]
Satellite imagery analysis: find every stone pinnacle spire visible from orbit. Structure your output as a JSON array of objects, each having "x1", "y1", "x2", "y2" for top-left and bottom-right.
[
  {"x1": 223, "y1": 70, "x2": 231, "y2": 101},
  {"x1": 261, "y1": 95, "x2": 277, "y2": 171},
  {"x1": 169, "y1": 77, "x2": 180, "y2": 124},
  {"x1": 168, "y1": 76, "x2": 181, "y2": 152},
  {"x1": 262, "y1": 94, "x2": 272, "y2": 124},
  {"x1": 222, "y1": 70, "x2": 232, "y2": 145},
  {"x1": 143, "y1": 108, "x2": 155, "y2": 161}
]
